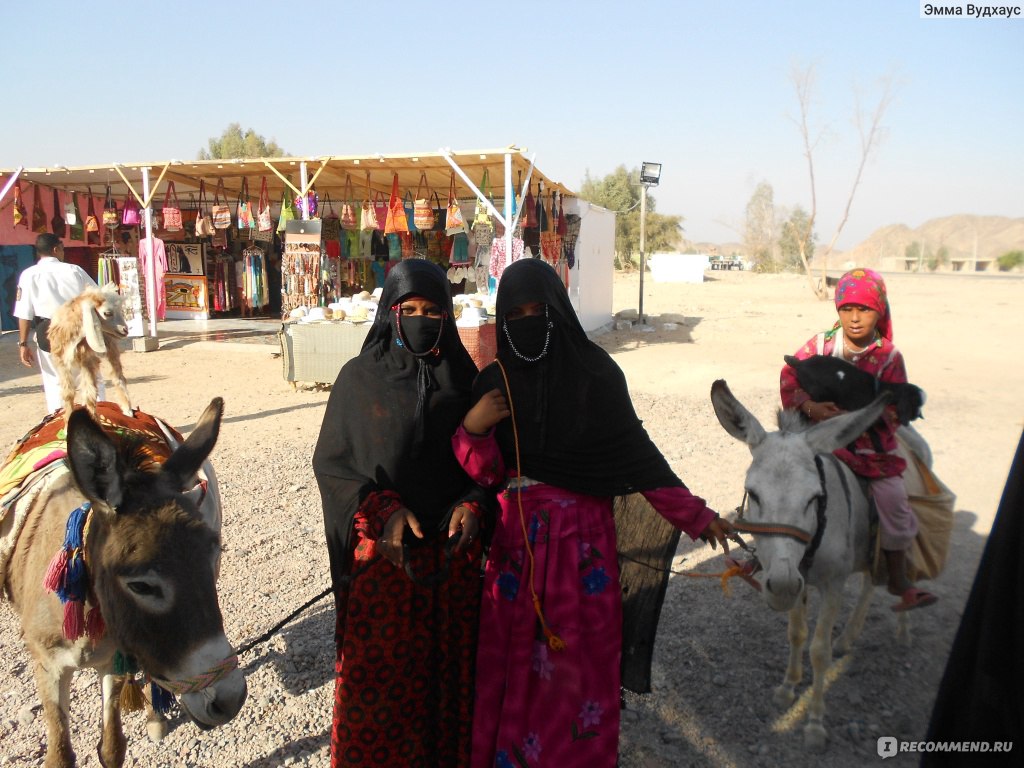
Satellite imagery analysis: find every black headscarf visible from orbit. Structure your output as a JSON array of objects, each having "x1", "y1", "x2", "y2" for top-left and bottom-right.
[
  {"x1": 472, "y1": 259, "x2": 683, "y2": 497},
  {"x1": 313, "y1": 260, "x2": 481, "y2": 594}
]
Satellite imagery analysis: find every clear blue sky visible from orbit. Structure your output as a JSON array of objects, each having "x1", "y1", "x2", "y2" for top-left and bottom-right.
[{"x1": 2, "y1": 0, "x2": 1020, "y2": 249}]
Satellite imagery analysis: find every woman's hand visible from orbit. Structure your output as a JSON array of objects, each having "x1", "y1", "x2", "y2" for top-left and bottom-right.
[
  {"x1": 448, "y1": 504, "x2": 480, "y2": 553},
  {"x1": 377, "y1": 507, "x2": 422, "y2": 568},
  {"x1": 700, "y1": 515, "x2": 734, "y2": 552},
  {"x1": 463, "y1": 388, "x2": 510, "y2": 435},
  {"x1": 803, "y1": 400, "x2": 843, "y2": 422}
]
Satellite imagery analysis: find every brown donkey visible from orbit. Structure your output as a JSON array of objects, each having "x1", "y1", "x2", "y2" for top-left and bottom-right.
[{"x1": 1, "y1": 398, "x2": 246, "y2": 767}]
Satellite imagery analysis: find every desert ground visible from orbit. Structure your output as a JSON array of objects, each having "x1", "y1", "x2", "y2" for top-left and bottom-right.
[{"x1": 0, "y1": 268, "x2": 1021, "y2": 767}]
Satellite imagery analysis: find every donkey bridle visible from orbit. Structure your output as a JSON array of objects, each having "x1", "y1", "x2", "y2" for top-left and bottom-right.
[{"x1": 733, "y1": 454, "x2": 851, "y2": 577}]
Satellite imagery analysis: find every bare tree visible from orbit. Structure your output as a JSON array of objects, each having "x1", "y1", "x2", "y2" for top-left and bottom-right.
[{"x1": 791, "y1": 63, "x2": 895, "y2": 298}]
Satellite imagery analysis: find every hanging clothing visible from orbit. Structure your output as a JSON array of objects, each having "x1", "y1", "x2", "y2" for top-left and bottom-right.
[
  {"x1": 137, "y1": 237, "x2": 168, "y2": 320},
  {"x1": 456, "y1": 259, "x2": 716, "y2": 768},
  {"x1": 312, "y1": 260, "x2": 490, "y2": 768}
]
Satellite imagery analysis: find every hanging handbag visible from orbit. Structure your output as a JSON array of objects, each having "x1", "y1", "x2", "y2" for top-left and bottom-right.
[
  {"x1": 195, "y1": 180, "x2": 216, "y2": 237},
  {"x1": 102, "y1": 185, "x2": 119, "y2": 228},
  {"x1": 162, "y1": 181, "x2": 183, "y2": 232},
  {"x1": 31, "y1": 184, "x2": 48, "y2": 233},
  {"x1": 84, "y1": 188, "x2": 101, "y2": 244},
  {"x1": 64, "y1": 193, "x2": 77, "y2": 227},
  {"x1": 256, "y1": 177, "x2": 273, "y2": 232},
  {"x1": 556, "y1": 193, "x2": 568, "y2": 236},
  {"x1": 413, "y1": 172, "x2": 435, "y2": 230},
  {"x1": 321, "y1": 192, "x2": 342, "y2": 241},
  {"x1": 472, "y1": 169, "x2": 495, "y2": 246},
  {"x1": 69, "y1": 193, "x2": 84, "y2": 240},
  {"x1": 211, "y1": 179, "x2": 232, "y2": 229},
  {"x1": 236, "y1": 178, "x2": 255, "y2": 230},
  {"x1": 50, "y1": 188, "x2": 65, "y2": 234},
  {"x1": 277, "y1": 191, "x2": 297, "y2": 233},
  {"x1": 294, "y1": 188, "x2": 319, "y2": 218},
  {"x1": 340, "y1": 175, "x2": 357, "y2": 230},
  {"x1": 12, "y1": 182, "x2": 28, "y2": 228},
  {"x1": 445, "y1": 173, "x2": 466, "y2": 235},
  {"x1": 121, "y1": 191, "x2": 140, "y2": 227},
  {"x1": 522, "y1": 181, "x2": 538, "y2": 228},
  {"x1": 384, "y1": 173, "x2": 409, "y2": 234},
  {"x1": 372, "y1": 191, "x2": 389, "y2": 232}
]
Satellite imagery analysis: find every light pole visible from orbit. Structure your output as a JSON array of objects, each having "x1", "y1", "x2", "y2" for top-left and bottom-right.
[{"x1": 637, "y1": 161, "x2": 662, "y2": 326}]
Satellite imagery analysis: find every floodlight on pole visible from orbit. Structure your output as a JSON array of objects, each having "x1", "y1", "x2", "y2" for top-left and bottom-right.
[{"x1": 638, "y1": 161, "x2": 661, "y2": 326}]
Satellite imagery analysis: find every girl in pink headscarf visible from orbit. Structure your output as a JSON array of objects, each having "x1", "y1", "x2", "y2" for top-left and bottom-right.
[{"x1": 780, "y1": 268, "x2": 937, "y2": 611}]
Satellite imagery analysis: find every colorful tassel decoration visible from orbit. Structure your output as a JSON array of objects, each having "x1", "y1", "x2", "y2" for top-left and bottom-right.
[
  {"x1": 42, "y1": 549, "x2": 68, "y2": 592},
  {"x1": 114, "y1": 651, "x2": 138, "y2": 675},
  {"x1": 86, "y1": 606, "x2": 105, "y2": 640},
  {"x1": 42, "y1": 503, "x2": 93, "y2": 641},
  {"x1": 119, "y1": 677, "x2": 145, "y2": 713},
  {"x1": 62, "y1": 601, "x2": 84, "y2": 640},
  {"x1": 150, "y1": 683, "x2": 174, "y2": 714}
]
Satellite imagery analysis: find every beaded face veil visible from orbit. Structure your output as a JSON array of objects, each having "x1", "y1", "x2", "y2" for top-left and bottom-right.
[{"x1": 502, "y1": 304, "x2": 553, "y2": 362}]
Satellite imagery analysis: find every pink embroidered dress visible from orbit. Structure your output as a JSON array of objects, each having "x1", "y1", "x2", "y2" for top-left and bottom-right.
[{"x1": 453, "y1": 259, "x2": 717, "y2": 768}]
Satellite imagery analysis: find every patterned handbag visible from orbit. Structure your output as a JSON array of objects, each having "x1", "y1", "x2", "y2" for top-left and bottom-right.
[
  {"x1": 236, "y1": 178, "x2": 255, "y2": 230},
  {"x1": 276, "y1": 191, "x2": 297, "y2": 233},
  {"x1": 12, "y1": 182, "x2": 28, "y2": 228},
  {"x1": 471, "y1": 169, "x2": 495, "y2": 246},
  {"x1": 445, "y1": 173, "x2": 465, "y2": 236},
  {"x1": 102, "y1": 185, "x2": 119, "y2": 228},
  {"x1": 162, "y1": 181, "x2": 183, "y2": 232},
  {"x1": 321, "y1": 192, "x2": 342, "y2": 241},
  {"x1": 340, "y1": 174, "x2": 358, "y2": 230},
  {"x1": 69, "y1": 193, "x2": 84, "y2": 240},
  {"x1": 31, "y1": 184, "x2": 48, "y2": 233},
  {"x1": 384, "y1": 173, "x2": 409, "y2": 234},
  {"x1": 413, "y1": 172, "x2": 435, "y2": 230},
  {"x1": 256, "y1": 177, "x2": 273, "y2": 232},
  {"x1": 84, "y1": 188, "x2": 101, "y2": 244},
  {"x1": 211, "y1": 179, "x2": 232, "y2": 229}
]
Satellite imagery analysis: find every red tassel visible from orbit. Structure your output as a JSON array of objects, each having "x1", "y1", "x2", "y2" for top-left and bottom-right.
[
  {"x1": 43, "y1": 549, "x2": 68, "y2": 592},
  {"x1": 63, "y1": 601, "x2": 85, "y2": 640},
  {"x1": 86, "y1": 606, "x2": 105, "y2": 640}
]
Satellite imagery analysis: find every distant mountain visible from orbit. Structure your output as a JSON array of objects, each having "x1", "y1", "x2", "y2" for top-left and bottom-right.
[{"x1": 815, "y1": 215, "x2": 1023, "y2": 270}]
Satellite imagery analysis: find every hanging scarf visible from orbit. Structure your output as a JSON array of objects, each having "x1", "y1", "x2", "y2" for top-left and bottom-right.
[
  {"x1": 472, "y1": 259, "x2": 683, "y2": 497},
  {"x1": 833, "y1": 267, "x2": 893, "y2": 341},
  {"x1": 312, "y1": 260, "x2": 481, "y2": 594}
]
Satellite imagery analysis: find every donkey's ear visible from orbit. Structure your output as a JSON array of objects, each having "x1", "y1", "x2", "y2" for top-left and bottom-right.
[
  {"x1": 67, "y1": 409, "x2": 125, "y2": 511},
  {"x1": 711, "y1": 380, "x2": 766, "y2": 449},
  {"x1": 161, "y1": 398, "x2": 224, "y2": 491},
  {"x1": 805, "y1": 392, "x2": 893, "y2": 455}
]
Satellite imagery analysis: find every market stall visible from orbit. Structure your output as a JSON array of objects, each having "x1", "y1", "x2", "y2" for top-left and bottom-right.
[{"x1": 1, "y1": 148, "x2": 615, "y2": 350}]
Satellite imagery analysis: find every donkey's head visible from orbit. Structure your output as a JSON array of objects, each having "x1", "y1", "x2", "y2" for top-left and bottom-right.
[
  {"x1": 67, "y1": 398, "x2": 246, "y2": 729},
  {"x1": 711, "y1": 380, "x2": 889, "y2": 611}
]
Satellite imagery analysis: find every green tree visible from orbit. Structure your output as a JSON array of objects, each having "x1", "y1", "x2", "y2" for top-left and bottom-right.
[
  {"x1": 743, "y1": 182, "x2": 777, "y2": 272},
  {"x1": 997, "y1": 250, "x2": 1024, "y2": 271},
  {"x1": 905, "y1": 242, "x2": 923, "y2": 271},
  {"x1": 578, "y1": 165, "x2": 683, "y2": 268},
  {"x1": 198, "y1": 123, "x2": 288, "y2": 160},
  {"x1": 778, "y1": 206, "x2": 816, "y2": 272}
]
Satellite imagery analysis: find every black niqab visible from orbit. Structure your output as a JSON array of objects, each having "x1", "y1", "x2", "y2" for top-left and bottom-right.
[
  {"x1": 313, "y1": 260, "x2": 480, "y2": 594},
  {"x1": 472, "y1": 259, "x2": 682, "y2": 496}
]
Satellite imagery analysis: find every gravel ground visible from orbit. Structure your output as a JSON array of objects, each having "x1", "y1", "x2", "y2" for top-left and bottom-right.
[{"x1": 0, "y1": 270, "x2": 1020, "y2": 767}]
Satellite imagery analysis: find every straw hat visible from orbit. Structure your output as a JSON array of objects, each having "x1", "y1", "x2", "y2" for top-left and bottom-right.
[{"x1": 348, "y1": 306, "x2": 369, "y2": 323}]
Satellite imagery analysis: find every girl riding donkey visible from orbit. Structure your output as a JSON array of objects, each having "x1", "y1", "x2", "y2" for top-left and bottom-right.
[{"x1": 780, "y1": 267, "x2": 937, "y2": 612}]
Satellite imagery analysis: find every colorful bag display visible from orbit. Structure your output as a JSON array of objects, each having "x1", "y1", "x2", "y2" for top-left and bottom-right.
[
  {"x1": 50, "y1": 188, "x2": 65, "y2": 234},
  {"x1": 413, "y1": 172, "x2": 435, "y2": 230},
  {"x1": 236, "y1": 178, "x2": 255, "y2": 230},
  {"x1": 522, "y1": 182, "x2": 537, "y2": 228},
  {"x1": 256, "y1": 177, "x2": 273, "y2": 232},
  {"x1": 372, "y1": 191, "x2": 389, "y2": 232},
  {"x1": 12, "y1": 182, "x2": 28, "y2": 228},
  {"x1": 384, "y1": 173, "x2": 409, "y2": 234},
  {"x1": 294, "y1": 188, "x2": 319, "y2": 219},
  {"x1": 31, "y1": 184, "x2": 48, "y2": 233},
  {"x1": 360, "y1": 198, "x2": 379, "y2": 231},
  {"x1": 445, "y1": 173, "x2": 465, "y2": 236},
  {"x1": 195, "y1": 180, "x2": 216, "y2": 237},
  {"x1": 162, "y1": 181, "x2": 183, "y2": 232},
  {"x1": 340, "y1": 174, "x2": 357, "y2": 230},
  {"x1": 121, "y1": 191, "x2": 140, "y2": 227},
  {"x1": 102, "y1": 185, "x2": 119, "y2": 228},
  {"x1": 471, "y1": 169, "x2": 495, "y2": 246},
  {"x1": 211, "y1": 179, "x2": 232, "y2": 229},
  {"x1": 84, "y1": 189, "x2": 101, "y2": 244}
]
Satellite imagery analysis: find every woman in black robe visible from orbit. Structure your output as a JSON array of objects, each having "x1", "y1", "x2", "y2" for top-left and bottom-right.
[{"x1": 313, "y1": 259, "x2": 488, "y2": 768}]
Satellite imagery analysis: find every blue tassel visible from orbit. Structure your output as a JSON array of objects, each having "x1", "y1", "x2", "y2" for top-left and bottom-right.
[
  {"x1": 56, "y1": 552, "x2": 87, "y2": 603},
  {"x1": 63, "y1": 503, "x2": 90, "y2": 550},
  {"x1": 150, "y1": 683, "x2": 174, "y2": 714}
]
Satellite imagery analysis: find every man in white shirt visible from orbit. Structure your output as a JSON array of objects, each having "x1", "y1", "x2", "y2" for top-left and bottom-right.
[{"x1": 14, "y1": 233, "x2": 103, "y2": 413}]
